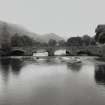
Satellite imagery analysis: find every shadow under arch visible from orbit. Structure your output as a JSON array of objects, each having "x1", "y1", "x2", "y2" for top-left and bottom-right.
[
  {"x1": 10, "y1": 50, "x2": 25, "y2": 56},
  {"x1": 94, "y1": 64, "x2": 105, "y2": 85},
  {"x1": 0, "y1": 50, "x2": 8, "y2": 56},
  {"x1": 77, "y1": 51, "x2": 92, "y2": 56}
]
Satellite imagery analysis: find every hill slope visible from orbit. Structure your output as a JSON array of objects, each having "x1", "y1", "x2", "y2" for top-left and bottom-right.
[{"x1": 0, "y1": 21, "x2": 65, "y2": 44}]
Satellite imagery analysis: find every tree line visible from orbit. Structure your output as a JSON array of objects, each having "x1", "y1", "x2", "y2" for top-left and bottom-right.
[
  {"x1": 1, "y1": 24, "x2": 105, "y2": 51},
  {"x1": 67, "y1": 25, "x2": 105, "y2": 46}
]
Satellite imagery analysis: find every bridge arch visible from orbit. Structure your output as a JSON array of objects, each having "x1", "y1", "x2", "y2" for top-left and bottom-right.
[
  {"x1": 77, "y1": 51, "x2": 92, "y2": 56},
  {"x1": 55, "y1": 49, "x2": 66, "y2": 56},
  {"x1": 10, "y1": 50, "x2": 25, "y2": 56},
  {"x1": 0, "y1": 50, "x2": 6, "y2": 56}
]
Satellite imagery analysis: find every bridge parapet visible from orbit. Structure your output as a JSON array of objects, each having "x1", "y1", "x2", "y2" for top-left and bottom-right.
[{"x1": 10, "y1": 45, "x2": 104, "y2": 56}]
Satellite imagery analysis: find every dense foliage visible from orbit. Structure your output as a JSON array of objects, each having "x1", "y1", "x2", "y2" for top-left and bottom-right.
[
  {"x1": 11, "y1": 33, "x2": 35, "y2": 47},
  {"x1": 1, "y1": 23, "x2": 105, "y2": 52},
  {"x1": 95, "y1": 25, "x2": 105, "y2": 44},
  {"x1": 67, "y1": 37, "x2": 83, "y2": 46},
  {"x1": 48, "y1": 39, "x2": 57, "y2": 47}
]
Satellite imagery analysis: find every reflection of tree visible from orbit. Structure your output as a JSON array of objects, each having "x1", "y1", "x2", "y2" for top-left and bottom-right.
[
  {"x1": 0, "y1": 58, "x2": 10, "y2": 83},
  {"x1": 10, "y1": 59, "x2": 23, "y2": 75},
  {"x1": 0, "y1": 58, "x2": 10, "y2": 70},
  {"x1": 95, "y1": 65, "x2": 105, "y2": 85},
  {"x1": 67, "y1": 63, "x2": 82, "y2": 72},
  {"x1": 45, "y1": 57, "x2": 57, "y2": 65},
  {"x1": 0, "y1": 58, "x2": 23, "y2": 83}
]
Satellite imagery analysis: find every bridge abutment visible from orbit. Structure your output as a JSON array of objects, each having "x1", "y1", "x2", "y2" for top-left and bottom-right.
[
  {"x1": 66, "y1": 50, "x2": 71, "y2": 56},
  {"x1": 66, "y1": 49, "x2": 77, "y2": 56},
  {"x1": 47, "y1": 48, "x2": 55, "y2": 56}
]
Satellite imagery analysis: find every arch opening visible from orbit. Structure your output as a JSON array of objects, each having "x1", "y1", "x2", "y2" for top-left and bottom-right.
[
  {"x1": 77, "y1": 51, "x2": 92, "y2": 56},
  {"x1": 0, "y1": 50, "x2": 6, "y2": 56},
  {"x1": 55, "y1": 49, "x2": 66, "y2": 56},
  {"x1": 33, "y1": 50, "x2": 48, "y2": 57},
  {"x1": 10, "y1": 50, "x2": 25, "y2": 56}
]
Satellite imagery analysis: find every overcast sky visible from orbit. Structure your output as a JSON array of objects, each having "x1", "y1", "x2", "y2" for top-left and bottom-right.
[{"x1": 0, "y1": 0, "x2": 105, "y2": 38}]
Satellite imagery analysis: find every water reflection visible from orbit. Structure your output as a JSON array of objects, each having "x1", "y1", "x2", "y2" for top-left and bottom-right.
[
  {"x1": 37, "y1": 57, "x2": 62, "y2": 65},
  {"x1": 0, "y1": 58, "x2": 24, "y2": 83},
  {"x1": 67, "y1": 63, "x2": 82, "y2": 72},
  {"x1": 0, "y1": 58, "x2": 10, "y2": 83},
  {"x1": 95, "y1": 64, "x2": 105, "y2": 85},
  {"x1": 10, "y1": 58, "x2": 23, "y2": 75},
  {"x1": 0, "y1": 57, "x2": 104, "y2": 105}
]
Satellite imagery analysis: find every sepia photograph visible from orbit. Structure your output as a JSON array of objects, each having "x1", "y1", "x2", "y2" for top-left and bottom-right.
[{"x1": 0, "y1": 0, "x2": 105, "y2": 105}]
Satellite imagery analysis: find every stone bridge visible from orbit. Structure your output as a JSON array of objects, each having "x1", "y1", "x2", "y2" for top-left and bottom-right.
[
  {"x1": 10, "y1": 46, "x2": 67, "y2": 56},
  {"x1": 8, "y1": 45, "x2": 105, "y2": 57}
]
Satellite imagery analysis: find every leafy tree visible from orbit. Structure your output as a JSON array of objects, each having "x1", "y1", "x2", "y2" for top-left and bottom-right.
[
  {"x1": 58, "y1": 40, "x2": 66, "y2": 46},
  {"x1": 48, "y1": 39, "x2": 57, "y2": 47},
  {"x1": 82, "y1": 35, "x2": 91, "y2": 46},
  {"x1": 98, "y1": 32, "x2": 105, "y2": 44},
  {"x1": 67, "y1": 36, "x2": 83, "y2": 46},
  {"x1": 90, "y1": 37, "x2": 96, "y2": 45},
  {"x1": 41, "y1": 42, "x2": 48, "y2": 47},
  {"x1": 95, "y1": 25, "x2": 105, "y2": 42},
  {"x1": 11, "y1": 33, "x2": 23, "y2": 47},
  {"x1": 1, "y1": 23, "x2": 11, "y2": 49},
  {"x1": 11, "y1": 33, "x2": 35, "y2": 47},
  {"x1": 21, "y1": 35, "x2": 35, "y2": 46}
]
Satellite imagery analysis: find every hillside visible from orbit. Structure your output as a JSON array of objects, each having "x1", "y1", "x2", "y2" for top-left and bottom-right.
[{"x1": 0, "y1": 21, "x2": 65, "y2": 44}]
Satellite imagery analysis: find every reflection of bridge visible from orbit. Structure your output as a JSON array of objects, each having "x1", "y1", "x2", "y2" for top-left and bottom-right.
[
  {"x1": 9, "y1": 45, "x2": 104, "y2": 56},
  {"x1": 0, "y1": 45, "x2": 104, "y2": 56}
]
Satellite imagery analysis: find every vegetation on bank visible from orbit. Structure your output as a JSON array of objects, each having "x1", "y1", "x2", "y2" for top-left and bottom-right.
[{"x1": 1, "y1": 24, "x2": 105, "y2": 54}]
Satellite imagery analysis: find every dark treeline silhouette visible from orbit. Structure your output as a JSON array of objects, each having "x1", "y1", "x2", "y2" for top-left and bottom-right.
[
  {"x1": 95, "y1": 25, "x2": 105, "y2": 43},
  {"x1": 66, "y1": 35, "x2": 96, "y2": 47},
  {"x1": 66, "y1": 25, "x2": 105, "y2": 47}
]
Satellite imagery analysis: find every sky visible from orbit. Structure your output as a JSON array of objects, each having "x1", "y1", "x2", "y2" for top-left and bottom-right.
[{"x1": 0, "y1": 0, "x2": 105, "y2": 38}]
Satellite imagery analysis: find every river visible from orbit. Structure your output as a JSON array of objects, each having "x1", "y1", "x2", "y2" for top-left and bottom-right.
[{"x1": 0, "y1": 56, "x2": 105, "y2": 105}]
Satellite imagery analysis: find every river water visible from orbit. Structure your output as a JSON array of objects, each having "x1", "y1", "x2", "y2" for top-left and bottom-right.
[{"x1": 0, "y1": 56, "x2": 105, "y2": 105}]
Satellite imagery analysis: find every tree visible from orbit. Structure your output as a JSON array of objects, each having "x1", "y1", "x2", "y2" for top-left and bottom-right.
[
  {"x1": 82, "y1": 35, "x2": 91, "y2": 46},
  {"x1": 21, "y1": 35, "x2": 35, "y2": 46},
  {"x1": 48, "y1": 39, "x2": 57, "y2": 47},
  {"x1": 95, "y1": 25, "x2": 105, "y2": 42},
  {"x1": 58, "y1": 40, "x2": 66, "y2": 46},
  {"x1": 90, "y1": 37, "x2": 96, "y2": 45},
  {"x1": 98, "y1": 32, "x2": 105, "y2": 44},
  {"x1": 11, "y1": 34, "x2": 35, "y2": 47},
  {"x1": 1, "y1": 23, "x2": 11, "y2": 49},
  {"x1": 67, "y1": 36, "x2": 83, "y2": 46},
  {"x1": 11, "y1": 33, "x2": 23, "y2": 47}
]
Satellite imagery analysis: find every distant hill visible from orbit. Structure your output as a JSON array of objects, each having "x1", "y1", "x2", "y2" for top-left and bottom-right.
[
  {"x1": 0, "y1": 21, "x2": 29, "y2": 36},
  {"x1": 0, "y1": 21, "x2": 65, "y2": 43},
  {"x1": 40, "y1": 33, "x2": 64, "y2": 43}
]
